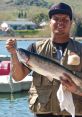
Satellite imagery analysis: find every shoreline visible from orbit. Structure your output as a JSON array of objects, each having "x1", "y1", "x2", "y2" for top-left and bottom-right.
[
  {"x1": 0, "y1": 36, "x2": 49, "y2": 41},
  {"x1": 0, "y1": 36, "x2": 82, "y2": 41}
]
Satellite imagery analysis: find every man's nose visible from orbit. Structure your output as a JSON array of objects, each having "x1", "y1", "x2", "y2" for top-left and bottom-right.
[
  {"x1": 57, "y1": 20, "x2": 64, "y2": 26},
  {"x1": 57, "y1": 19, "x2": 64, "y2": 24}
]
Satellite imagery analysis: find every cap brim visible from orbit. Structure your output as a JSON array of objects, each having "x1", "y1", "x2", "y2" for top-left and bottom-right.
[{"x1": 49, "y1": 9, "x2": 71, "y2": 19}]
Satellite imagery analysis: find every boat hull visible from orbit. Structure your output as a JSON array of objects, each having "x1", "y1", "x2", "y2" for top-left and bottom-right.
[{"x1": 0, "y1": 75, "x2": 32, "y2": 93}]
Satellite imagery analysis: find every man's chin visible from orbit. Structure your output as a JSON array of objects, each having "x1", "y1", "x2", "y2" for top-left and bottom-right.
[{"x1": 54, "y1": 31, "x2": 65, "y2": 35}]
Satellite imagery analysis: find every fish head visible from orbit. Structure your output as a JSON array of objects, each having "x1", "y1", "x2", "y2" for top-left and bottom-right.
[{"x1": 17, "y1": 48, "x2": 30, "y2": 65}]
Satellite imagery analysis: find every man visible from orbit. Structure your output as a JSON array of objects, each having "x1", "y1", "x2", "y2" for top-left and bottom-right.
[{"x1": 6, "y1": 2, "x2": 82, "y2": 117}]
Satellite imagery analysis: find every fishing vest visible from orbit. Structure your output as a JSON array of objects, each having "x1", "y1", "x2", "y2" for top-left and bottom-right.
[{"x1": 28, "y1": 38, "x2": 82, "y2": 115}]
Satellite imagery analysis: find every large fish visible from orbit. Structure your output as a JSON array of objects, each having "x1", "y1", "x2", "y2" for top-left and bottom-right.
[{"x1": 17, "y1": 48, "x2": 82, "y2": 87}]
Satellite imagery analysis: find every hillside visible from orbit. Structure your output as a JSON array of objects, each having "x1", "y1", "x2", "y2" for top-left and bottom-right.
[
  {"x1": 0, "y1": 0, "x2": 82, "y2": 21},
  {"x1": 0, "y1": 0, "x2": 82, "y2": 12}
]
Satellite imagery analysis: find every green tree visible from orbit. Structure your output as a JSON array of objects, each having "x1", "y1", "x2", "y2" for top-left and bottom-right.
[{"x1": 33, "y1": 13, "x2": 48, "y2": 25}]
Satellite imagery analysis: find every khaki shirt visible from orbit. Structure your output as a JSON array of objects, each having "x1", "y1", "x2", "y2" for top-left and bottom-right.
[{"x1": 28, "y1": 38, "x2": 82, "y2": 115}]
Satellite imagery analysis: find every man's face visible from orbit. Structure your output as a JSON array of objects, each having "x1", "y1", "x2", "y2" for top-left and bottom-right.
[{"x1": 50, "y1": 14, "x2": 72, "y2": 36}]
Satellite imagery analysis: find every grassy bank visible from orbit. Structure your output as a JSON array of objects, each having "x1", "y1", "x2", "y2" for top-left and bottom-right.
[{"x1": 14, "y1": 24, "x2": 51, "y2": 38}]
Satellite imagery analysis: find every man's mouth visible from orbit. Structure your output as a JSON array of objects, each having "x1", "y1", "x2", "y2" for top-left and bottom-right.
[{"x1": 57, "y1": 25, "x2": 64, "y2": 30}]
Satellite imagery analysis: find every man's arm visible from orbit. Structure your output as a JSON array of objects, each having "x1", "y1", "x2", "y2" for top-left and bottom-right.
[
  {"x1": 11, "y1": 53, "x2": 30, "y2": 81},
  {"x1": 6, "y1": 38, "x2": 30, "y2": 81}
]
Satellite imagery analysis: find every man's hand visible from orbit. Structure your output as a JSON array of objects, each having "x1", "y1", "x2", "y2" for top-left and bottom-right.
[
  {"x1": 6, "y1": 38, "x2": 17, "y2": 55},
  {"x1": 60, "y1": 73, "x2": 82, "y2": 96}
]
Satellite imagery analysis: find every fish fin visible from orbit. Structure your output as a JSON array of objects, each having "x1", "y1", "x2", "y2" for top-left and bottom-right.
[
  {"x1": 53, "y1": 76, "x2": 60, "y2": 81},
  {"x1": 47, "y1": 76, "x2": 53, "y2": 82},
  {"x1": 47, "y1": 74, "x2": 60, "y2": 81}
]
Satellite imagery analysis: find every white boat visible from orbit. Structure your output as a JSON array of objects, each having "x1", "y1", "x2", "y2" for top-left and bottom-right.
[
  {"x1": 0, "y1": 58, "x2": 32, "y2": 93},
  {"x1": 0, "y1": 75, "x2": 32, "y2": 93}
]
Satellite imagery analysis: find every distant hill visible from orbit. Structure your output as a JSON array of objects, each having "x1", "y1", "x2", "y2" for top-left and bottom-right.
[
  {"x1": 0, "y1": 0, "x2": 52, "y2": 10},
  {"x1": 0, "y1": 0, "x2": 82, "y2": 20},
  {"x1": 0, "y1": 0, "x2": 82, "y2": 13}
]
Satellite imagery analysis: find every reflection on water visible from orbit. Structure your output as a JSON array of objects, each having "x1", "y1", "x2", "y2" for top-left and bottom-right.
[{"x1": 0, "y1": 91, "x2": 34, "y2": 117}]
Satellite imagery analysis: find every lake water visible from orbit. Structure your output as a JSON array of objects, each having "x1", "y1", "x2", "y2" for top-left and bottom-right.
[
  {"x1": 0, "y1": 40, "x2": 36, "y2": 56},
  {"x1": 0, "y1": 91, "x2": 34, "y2": 117}
]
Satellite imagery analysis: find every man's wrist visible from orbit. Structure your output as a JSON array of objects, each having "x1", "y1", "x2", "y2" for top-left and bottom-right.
[{"x1": 11, "y1": 52, "x2": 17, "y2": 57}]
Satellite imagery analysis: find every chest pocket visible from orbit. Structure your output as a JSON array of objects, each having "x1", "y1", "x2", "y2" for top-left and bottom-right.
[{"x1": 62, "y1": 48, "x2": 82, "y2": 79}]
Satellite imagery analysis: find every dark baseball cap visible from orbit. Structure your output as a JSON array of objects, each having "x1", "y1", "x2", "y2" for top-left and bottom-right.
[{"x1": 49, "y1": 3, "x2": 72, "y2": 20}]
